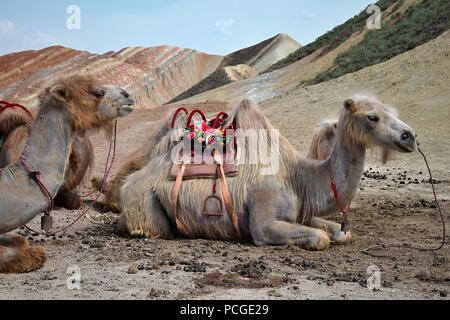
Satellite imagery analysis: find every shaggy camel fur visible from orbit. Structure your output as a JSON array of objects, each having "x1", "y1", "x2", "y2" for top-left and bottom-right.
[
  {"x1": 94, "y1": 114, "x2": 338, "y2": 213},
  {"x1": 92, "y1": 117, "x2": 174, "y2": 213},
  {"x1": 0, "y1": 86, "x2": 133, "y2": 210},
  {"x1": 119, "y1": 96, "x2": 416, "y2": 251},
  {"x1": 0, "y1": 75, "x2": 133, "y2": 273}
]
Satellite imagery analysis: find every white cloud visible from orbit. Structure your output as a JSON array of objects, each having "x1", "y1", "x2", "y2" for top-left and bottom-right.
[
  {"x1": 215, "y1": 18, "x2": 235, "y2": 36},
  {"x1": 0, "y1": 19, "x2": 15, "y2": 35}
]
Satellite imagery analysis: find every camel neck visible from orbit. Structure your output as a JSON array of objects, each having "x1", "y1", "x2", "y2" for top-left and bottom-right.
[
  {"x1": 294, "y1": 122, "x2": 366, "y2": 222},
  {"x1": 0, "y1": 105, "x2": 75, "y2": 233},
  {"x1": 22, "y1": 105, "x2": 75, "y2": 187},
  {"x1": 324, "y1": 128, "x2": 366, "y2": 214}
]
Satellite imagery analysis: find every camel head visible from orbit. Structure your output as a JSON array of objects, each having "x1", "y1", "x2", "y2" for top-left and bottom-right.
[
  {"x1": 38, "y1": 75, "x2": 134, "y2": 132},
  {"x1": 99, "y1": 85, "x2": 135, "y2": 118},
  {"x1": 340, "y1": 95, "x2": 417, "y2": 161}
]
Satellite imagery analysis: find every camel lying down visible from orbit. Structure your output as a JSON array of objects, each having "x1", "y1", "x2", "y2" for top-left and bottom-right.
[
  {"x1": 0, "y1": 86, "x2": 133, "y2": 210},
  {"x1": 93, "y1": 116, "x2": 337, "y2": 213},
  {"x1": 0, "y1": 75, "x2": 134, "y2": 273},
  {"x1": 120, "y1": 96, "x2": 417, "y2": 251}
]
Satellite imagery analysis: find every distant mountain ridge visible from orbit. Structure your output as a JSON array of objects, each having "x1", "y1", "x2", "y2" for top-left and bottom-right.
[
  {"x1": 0, "y1": 33, "x2": 300, "y2": 109},
  {"x1": 219, "y1": 33, "x2": 301, "y2": 73},
  {"x1": 0, "y1": 45, "x2": 222, "y2": 109},
  {"x1": 168, "y1": 33, "x2": 301, "y2": 104},
  {"x1": 170, "y1": 0, "x2": 450, "y2": 107}
]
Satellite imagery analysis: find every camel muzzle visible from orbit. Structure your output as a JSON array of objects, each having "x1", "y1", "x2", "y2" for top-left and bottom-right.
[{"x1": 394, "y1": 138, "x2": 416, "y2": 153}]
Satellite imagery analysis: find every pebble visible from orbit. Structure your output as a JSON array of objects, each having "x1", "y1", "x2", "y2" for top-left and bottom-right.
[{"x1": 127, "y1": 265, "x2": 139, "y2": 274}]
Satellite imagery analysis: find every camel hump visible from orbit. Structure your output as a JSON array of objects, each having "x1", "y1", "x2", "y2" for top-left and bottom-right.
[
  {"x1": 320, "y1": 119, "x2": 338, "y2": 131},
  {"x1": 237, "y1": 98, "x2": 256, "y2": 111},
  {"x1": 0, "y1": 107, "x2": 32, "y2": 138},
  {"x1": 227, "y1": 98, "x2": 273, "y2": 132}
]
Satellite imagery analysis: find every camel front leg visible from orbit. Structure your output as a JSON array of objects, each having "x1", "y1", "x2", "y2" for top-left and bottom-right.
[
  {"x1": 307, "y1": 217, "x2": 352, "y2": 245},
  {"x1": 54, "y1": 190, "x2": 82, "y2": 210},
  {"x1": 252, "y1": 220, "x2": 331, "y2": 251},
  {"x1": 248, "y1": 179, "x2": 330, "y2": 251}
]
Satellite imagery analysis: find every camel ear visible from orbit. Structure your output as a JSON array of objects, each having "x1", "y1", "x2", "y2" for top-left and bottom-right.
[
  {"x1": 344, "y1": 99, "x2": 357, "y2": 114},
  {"x1": 50, "y1": 85, "x2": 69, "y2": 102}
]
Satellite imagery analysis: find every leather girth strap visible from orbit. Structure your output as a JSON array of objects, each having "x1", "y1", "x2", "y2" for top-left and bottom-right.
[{"x1": 171, "y1": 164, "x2": 241, "y2": 237}]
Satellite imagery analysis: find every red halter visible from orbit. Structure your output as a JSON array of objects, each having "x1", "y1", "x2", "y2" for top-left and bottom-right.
[
  {"x1": 328, "y1": 162, "x2": 351, "y2": 233},
  {"x1": 0, "y1": 100, "x2": 34, "y2": 119}
]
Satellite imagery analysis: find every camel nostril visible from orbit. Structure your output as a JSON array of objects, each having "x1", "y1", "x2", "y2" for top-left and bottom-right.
[{"x1": 121, "y1": 90, "x2": 130, "y2": 98}]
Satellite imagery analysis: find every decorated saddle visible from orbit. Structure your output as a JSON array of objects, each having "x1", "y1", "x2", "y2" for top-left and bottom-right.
[{"x1": 170, "y1": 107, "x2": 241, "y2": 236}]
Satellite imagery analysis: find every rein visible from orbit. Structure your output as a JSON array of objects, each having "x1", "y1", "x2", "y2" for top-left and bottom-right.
[
  {"x1": 329, "y1": 143, "x2": 446, "y2": 256},
  {"x1": 20, "y1": 159, "x2": 54, "y2": 216},
  {"x1": 328, "y1": 163, "x2": 351, "y2": 233},
  {"x1": 362, "y1": 143, "x2": 446, "y2": 257},
  {"x1": 21, "y1": 120, "x2": 119, "y2": 237},
  {"x1": 78, "y1": 125, "x2": 117, "y2": 198}
]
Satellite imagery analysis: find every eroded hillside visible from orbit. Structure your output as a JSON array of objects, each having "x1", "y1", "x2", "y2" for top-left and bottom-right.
[{"x1": 0, "y1": 45, "x2": 222, "y2": 109}]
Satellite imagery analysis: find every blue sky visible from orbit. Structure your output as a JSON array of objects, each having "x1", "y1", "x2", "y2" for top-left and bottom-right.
[{"x1": 0, "y1": 0, "x2": 374, "y2": 56}]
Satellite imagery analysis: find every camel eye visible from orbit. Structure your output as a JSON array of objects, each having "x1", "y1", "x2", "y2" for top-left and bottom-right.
[
  {"x1": 368, "y1": 115, "x2": 379, "y2": 122},
  {"x1": 92, "y1": 89, "x2": 105, "y2": 99}
]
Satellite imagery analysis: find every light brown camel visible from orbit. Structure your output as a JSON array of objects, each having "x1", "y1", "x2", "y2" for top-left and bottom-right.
[
  {"x1": 119, "y1": 96, "x2": 417, "y2": 250},
  {"x1": 0, "y1": 86, "x2": 133, "y2": 210},
  {"x1": 93, "y1": 114, "x2": 338, "y2": 213},
  {"x1": 0, "y1": 75, "x2": 134, "y2": 273}
]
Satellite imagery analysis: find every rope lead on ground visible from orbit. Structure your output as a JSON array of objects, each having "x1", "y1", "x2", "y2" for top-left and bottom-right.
[{"x1": 363, "y1": 143, "x2": 446, "y2": 257}]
